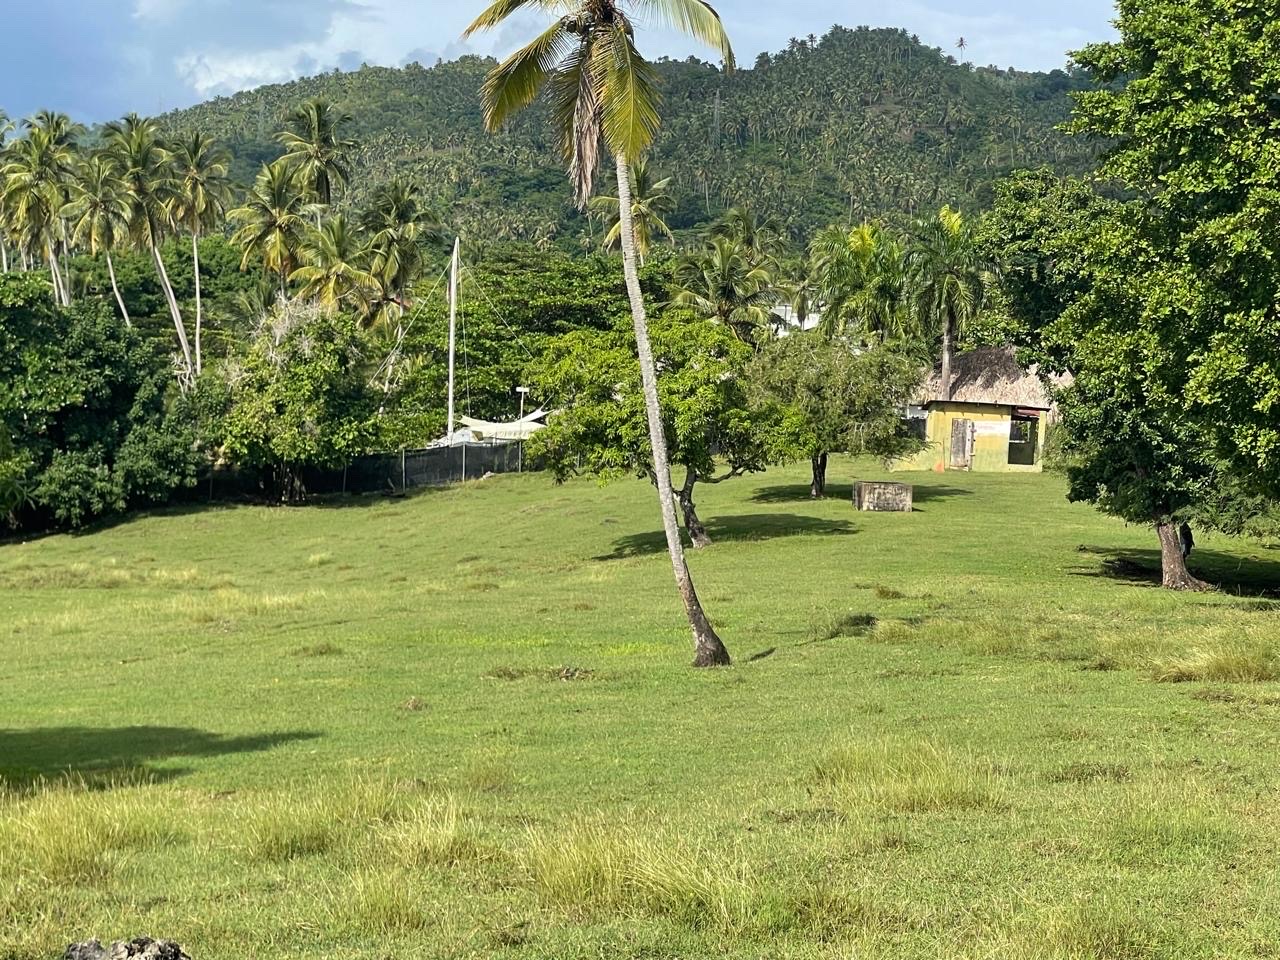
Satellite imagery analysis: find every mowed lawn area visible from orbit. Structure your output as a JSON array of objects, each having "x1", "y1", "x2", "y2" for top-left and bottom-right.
[{"x1": 2, "y1": 460, "x2": 1280, "y2": 959}]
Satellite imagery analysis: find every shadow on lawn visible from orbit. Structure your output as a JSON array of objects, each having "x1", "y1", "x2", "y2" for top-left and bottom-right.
[
  {"x1": 598, "y1": 513, "x2": 854, "y2": 560},
  {"x1": 750, "y1": 482, "x2": 973, "y2": 505},
  {"x1": 0, "y1": 726, "x2": 319, "y2": 790},
  {"x1": 1072, "y1": 545, "x2": 1280, "y2": 599}
]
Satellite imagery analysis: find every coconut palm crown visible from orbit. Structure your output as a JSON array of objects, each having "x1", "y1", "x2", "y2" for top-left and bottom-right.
[{"x1": 465, "y1": 0, "x2": 735, "y2": 207}]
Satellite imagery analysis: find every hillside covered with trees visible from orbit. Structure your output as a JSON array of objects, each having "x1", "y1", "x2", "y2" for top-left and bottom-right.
[{"x1": 160, "y1": 25, "x2": 1098, "y2": 247}]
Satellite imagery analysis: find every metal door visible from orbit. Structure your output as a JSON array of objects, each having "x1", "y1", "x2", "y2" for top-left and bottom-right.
[{"x1": 949, "y1": 419, "x2": 974, "y2": 470}]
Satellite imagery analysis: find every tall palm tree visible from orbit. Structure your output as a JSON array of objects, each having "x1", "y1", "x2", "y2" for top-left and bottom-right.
[
  {"x1": 812, "y1": 223, "x2": 914, "y2": 342},
  {"x1": 229, "y1": 159, "x2": 310, "y2": 299},
  {"x1": 171, "y1": 132, "x2": 232, "y2": 374},
  {"x1": 910, "y1": 205, "x2": 986, "y2": 401},
  {"x1": 359, "y1": 177, "x2": 439, "y2": 330},
  {"x1": 277, "y1": 98, "x2": 356, "y2": 206},
  {"x1": 588, "y1": 155, "x2": 674, "y2": 265},
  {"x1": 466, "y1": 0, "x2": 736, "y2": 668},
  {"x1": 104, "y1": 114, "x2": 192, "y2": 378},
  {"x1": 673, "y1": 234, "x2": 776, "y2": 344},
  {"x1": 62, "y1": 153, "x2": 134, "y2": 326},
  {"x1": 291, "y1": 214, "x2": 378, "y2": 311},
  {"x1": 0, "y1": 121, "x2": 79, "y2": 305}
]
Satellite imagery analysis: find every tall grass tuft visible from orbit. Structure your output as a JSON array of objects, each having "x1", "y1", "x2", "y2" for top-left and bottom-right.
[
  {"x1": 0, "y1": 780, "x2": 184, "y2": 885},
  {"x1": 378, "y1": 795, "x2": 485, "y2": 868},
  {"x1": 1151, "y1": 644, "x2": 1277, "y2": 683},
  {"x1": 816, "y1": 737, "x2": 1005, "y2": 813},
  {"x1": 521, "y1": 821, "x2": 758, "y2": 933},
  {"x1": 330, "y1": 871, "x2": 430, "y2": 934},
  {"x1": 242, "y1": 775, "x2": 412, "y2": 862}
]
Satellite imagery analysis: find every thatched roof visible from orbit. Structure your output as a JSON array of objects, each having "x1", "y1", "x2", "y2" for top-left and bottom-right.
[{"x1": 916, "y1": 347, "x2": 1065, "y2": 409}]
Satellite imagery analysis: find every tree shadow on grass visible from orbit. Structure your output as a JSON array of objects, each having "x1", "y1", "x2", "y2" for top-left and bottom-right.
[
  {"x1": 1071, "y1": 545, "x2": 1280, "y2": 599},
  {"x1": 597, "y1": 513, "x2": 855, "y2": 560},
  {"x1": 0, "y1": 726, "x2": 320, "y2": 791},
  {"x1": 750, "y1": 482, "x2": 973, "y2": 505}
]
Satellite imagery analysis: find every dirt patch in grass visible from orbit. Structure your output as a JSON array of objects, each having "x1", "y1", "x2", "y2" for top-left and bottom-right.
[
  {"x1": 483, "y1": 666, "x2": 596, "y2": 682},
  {"x1": 814, "y1": 613, "x2": 878, "y2": 642},
  {"x1": 1047, "y1": 761, "x2": 1132, "y2": 784},
  {"x1": 295, "y1": 642, "x2": 344, "y2": 657}
]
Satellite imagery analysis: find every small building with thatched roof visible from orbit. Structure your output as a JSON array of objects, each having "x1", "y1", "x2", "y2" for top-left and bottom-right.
[{"x1": 893, "y1": 347, "x2": 1064, "y2": 473}]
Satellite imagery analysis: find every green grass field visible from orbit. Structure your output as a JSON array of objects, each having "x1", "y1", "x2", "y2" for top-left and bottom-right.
[{"x1": 3, "y1": 460, "x2": 1280, "y2": 959}]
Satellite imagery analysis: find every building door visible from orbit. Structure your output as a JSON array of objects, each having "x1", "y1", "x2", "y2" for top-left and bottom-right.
[{"x1": 949, "y1": 418, "x2": 974, "y2": 470}]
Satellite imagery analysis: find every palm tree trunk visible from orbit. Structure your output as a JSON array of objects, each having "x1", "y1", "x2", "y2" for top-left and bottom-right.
[
  {"x1": 106, "y1": 251, "x2": 131, "y2": 328},
  {"x1": 615, "y1": 152, "x2": 730, "y2": 668},
  {"x1": 192, "y1": 234, "x2": 204, "y2": 373},
  {"x1": 151, "y1": 245, "x2": 193, "y2": 376},
  {"x1": 1, "y1": 237, "x2": 8, "y2": 273},
  {"x1": 47, "y1": 245, "x2": 69, "y2": 307},
  {"x1": 940, "y1": 305, "x2": 956, "y2": 402}
]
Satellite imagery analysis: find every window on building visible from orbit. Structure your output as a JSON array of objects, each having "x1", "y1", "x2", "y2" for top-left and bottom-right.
[{"x1": 1008, "y1": 414, "x2": 1039, "y2": 465}]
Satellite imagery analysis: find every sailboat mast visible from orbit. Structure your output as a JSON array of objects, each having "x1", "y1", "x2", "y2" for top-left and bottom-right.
[{"x1": 447, "y1": 237, "x2": 460, "y2": 444}]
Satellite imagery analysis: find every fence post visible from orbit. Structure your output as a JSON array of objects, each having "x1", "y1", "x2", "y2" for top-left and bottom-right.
[{"x1": 401, "y1": 448, "x2": 406, "y2": 492}]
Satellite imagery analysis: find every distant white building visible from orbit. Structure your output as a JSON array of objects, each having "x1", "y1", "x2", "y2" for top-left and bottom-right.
[{"x1": 770, "y1": 305, "x2": 823, "y2": 336}]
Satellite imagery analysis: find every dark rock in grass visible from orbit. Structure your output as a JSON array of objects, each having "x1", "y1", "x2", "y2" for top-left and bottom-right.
[{"x1": 64, "y1": 939, "x2": 190, "y2": 960}]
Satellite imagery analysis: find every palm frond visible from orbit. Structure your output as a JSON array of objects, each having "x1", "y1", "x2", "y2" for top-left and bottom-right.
[
  {"x1": 596, "y1": 26, "x2": 661, "y2": 164},
  {"x1": 464, "y1": 0, "x2": 571, "y2": 36},
  {"x1": 480, "y1": 20, "x2": 578, "y2": 131},
  {"x1": 631, "y1": 0, "x2": 736, "y2": 69}
]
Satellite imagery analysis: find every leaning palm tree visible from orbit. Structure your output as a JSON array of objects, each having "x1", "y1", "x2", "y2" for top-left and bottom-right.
[
  {"x1": 588, "y1": 155, "x2": 675, "y2": 265},
  {"x1": 62, "y1": 153, "x2": 134, "y2": 326},
  {"x1": 910, "y1": 206, "x2": 986, "y2": 401},
  {"x1": 229, "y1": 159, "x2": 310, "y2": 299},
  {"x1": 291, "y1": 215, "x2": 378, "y2": 311},
  {"x1": 171, "y1": 132, "x2": 232, "y2": 374},
  {"x1": 277, "y1": 98, "x2": 356, "y2": 206},
  {"x1": 465, "y1": 0, "x2": 736, "y2": 668},
  {"x1": 104, "y1": 114, "x2": 192, "y2": 378}
]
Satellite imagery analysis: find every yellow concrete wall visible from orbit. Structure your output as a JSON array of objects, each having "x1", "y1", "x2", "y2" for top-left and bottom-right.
[{"x1": 893, "y1": 403, "x2": 1045, "y2": 473}]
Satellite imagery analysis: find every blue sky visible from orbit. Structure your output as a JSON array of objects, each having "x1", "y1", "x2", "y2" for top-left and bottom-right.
[{"x1": 0, "y1": 1, "x2": 1118, "y2": 123}]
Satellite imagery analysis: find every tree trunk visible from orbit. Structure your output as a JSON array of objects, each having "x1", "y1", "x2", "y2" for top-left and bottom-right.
[
  {"x1": 1, "y1": 237, "x2": 8, "y2": 273},
  {"x1": 152, "y1": 245, "x2": 193, "y2": 379},
  {"x1": 106, "y1": 251, "x2": 131, "y2": 328},
  {"x1": 940, "y1": 305, "x2": 956, "y2": 402},
  {"x1": 810, "y1": 452, "x2": 828, "y2": 499},
  {"x1": 192, "y1": 234, "x2": 204, "y2": 374},
  {"x1": 48, "y1": 245, "x2": 69, "y2": 307},
  {"x1": 677, "y1": 466, "x2": 713, "y2": 549},
  {"x1": 1157, "y1": 522, "x2": 1210, "y2": 591},
  {"x1": 615, "y1": 152, "x2": 730, "y2": 668}
]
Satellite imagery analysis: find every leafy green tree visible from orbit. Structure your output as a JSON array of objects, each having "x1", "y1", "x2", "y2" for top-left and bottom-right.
[
  {"x1": 588, "y1": 156, "x2": 675, "y2": 265},
  {"x1": 748, "y1": 333, "x2": 925, "y2": 498},
  {"x1": 171, "y1": 132, "x2": 232, "y2": 374},
  {"x1": 62, "y1": 153, "x2": 134, "y2": 326},
  {"x1": 0, "y1": 272, "x2": 199, "y2": 531},
  {"x1": 466, "y1": 0, "x2": 737, "y2": 666},
  {"x1": 277, "y1": 98, "x2": 356, "y2": 206},
  {"x1": 211, "y1": 299, "x2": 379, "y2": 500},
  {"x1": 1068, "y1": 0, "x2": 1280, "y2": 498},
  {"x1": 981, "y1": 169, "x2": 1276, "y2": 591},
  {"x1": 529, "y1": 311, "x2": 773, "y2": 548}
]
